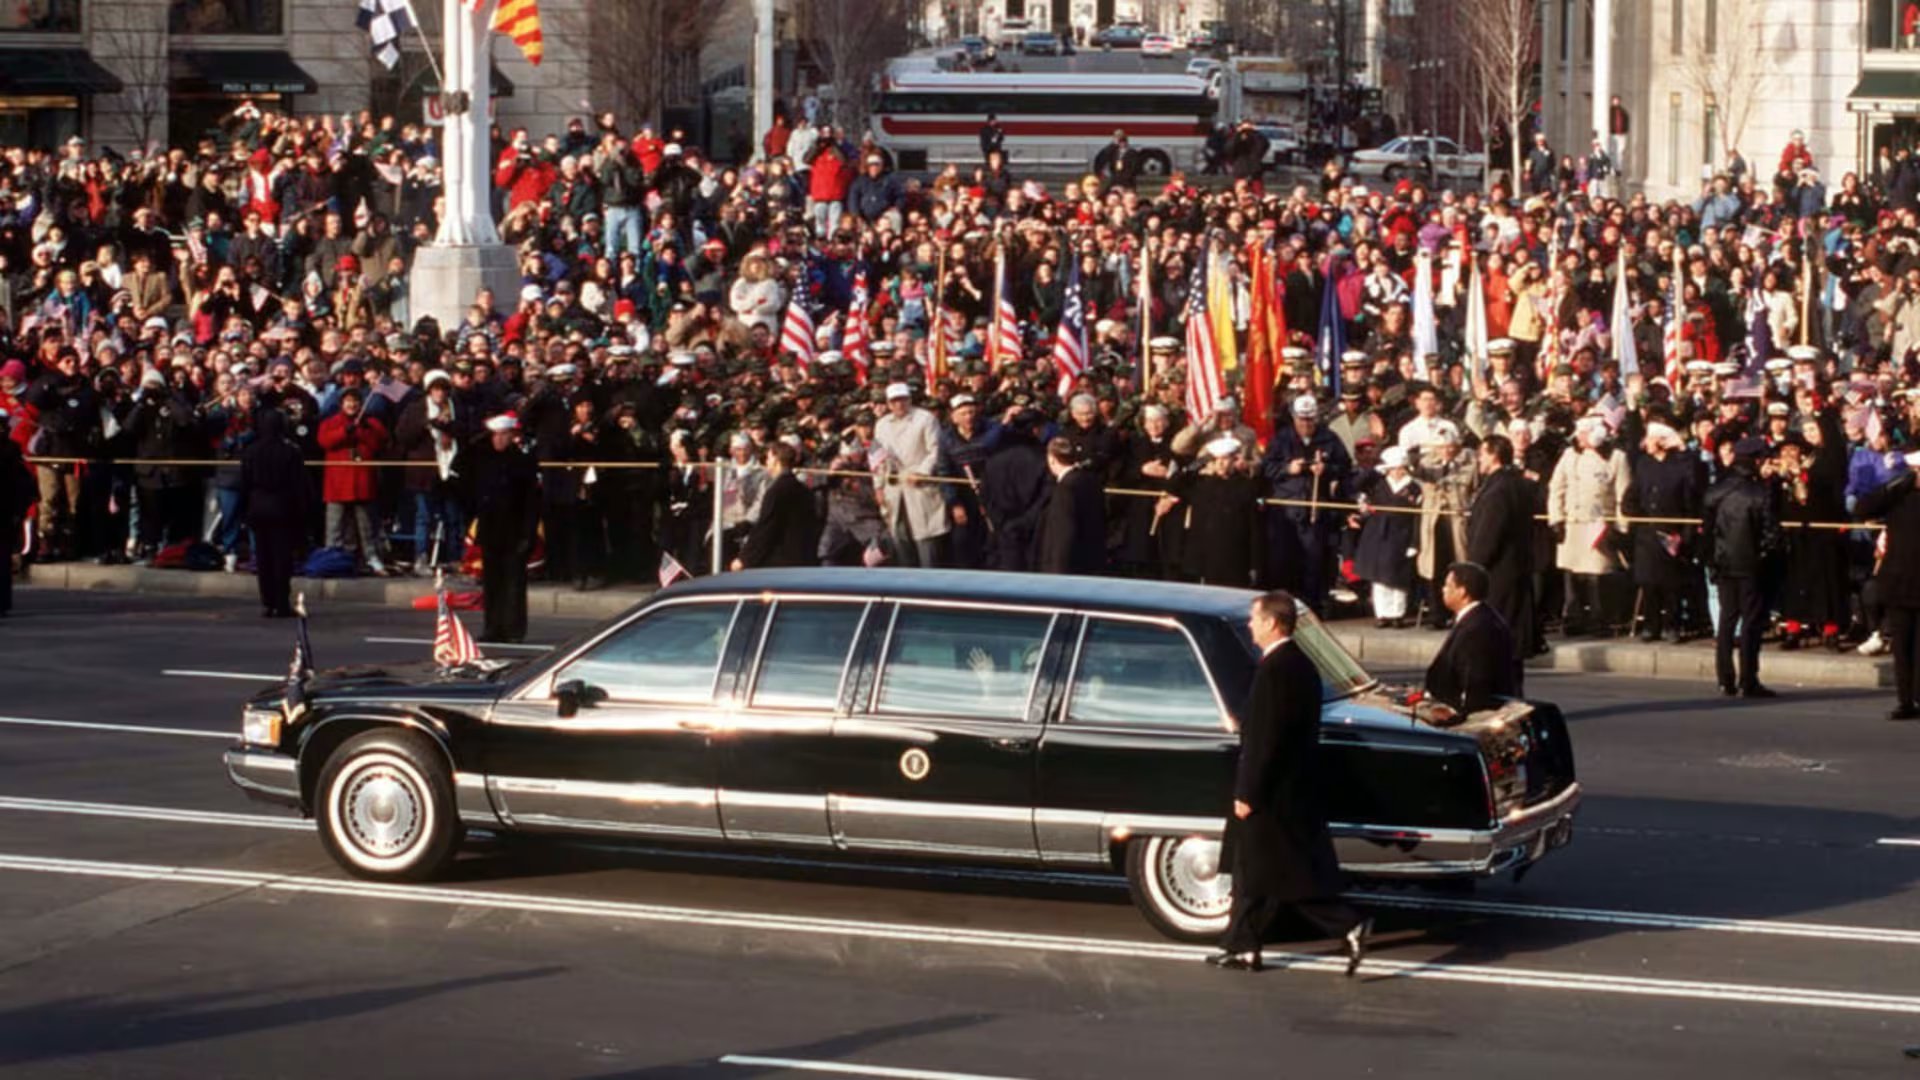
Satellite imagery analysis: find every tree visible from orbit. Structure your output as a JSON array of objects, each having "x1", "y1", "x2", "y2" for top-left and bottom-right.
[
  {"x1": 1677, "y1": 0, "x2": 1773, "y2": 165},
  {"x1": 1456, "y1": 0, "x2": 1539, "y2": 186},
  {"x1": 560, "y1": 0, "x2": 726, "y2": 136},
  {"x1": 97, "y1": 25, "x2": 170, "y2": 152},
  {"x1": 801, "y1": 0, "x2": 913, "y2": 135}
]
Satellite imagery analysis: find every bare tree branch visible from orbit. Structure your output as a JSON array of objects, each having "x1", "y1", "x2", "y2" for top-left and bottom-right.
[
  {"x1": 1675, "y1": 0, "x2": 1772, "y2": 164},
  {"x1": 1455, "y1": 0, "x2": 1539, "y2": 185},
  {"x1": 800, "y1": 0, "x2": 913, "y2": 134},
  {"x1": 97, "y1": 26, "x2": 169, "y2": 152}
]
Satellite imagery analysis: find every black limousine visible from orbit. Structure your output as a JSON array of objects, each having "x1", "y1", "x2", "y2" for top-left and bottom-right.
[{"x1": 225, "y1": 568, "x2": 1579, "y2": 941}]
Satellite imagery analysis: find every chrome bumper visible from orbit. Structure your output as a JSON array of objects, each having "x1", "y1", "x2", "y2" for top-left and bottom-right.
[
  {"x1": 1484, "y1": 781, "x2": 1581, "y2": 874},
  {"x1": 1337, "y1": 782, "x2": 1580, "y2": 878},
  {"x1": 225, "y1": 747, "x2": 301, "y2": 809}
]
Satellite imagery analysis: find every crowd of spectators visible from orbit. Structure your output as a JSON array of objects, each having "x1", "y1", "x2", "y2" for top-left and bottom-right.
[{"x1": 1, "y1": 101, "x2": 1918, "y2": 670}]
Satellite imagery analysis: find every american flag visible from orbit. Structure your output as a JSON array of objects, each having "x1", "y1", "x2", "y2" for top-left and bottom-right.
[
  {"x1": 779, "y1": 299, "x2": 815, "y2": 375},
  {"x1": 991, "y1": 242, "x2": 1020, "y2": 368},
  {"x1": 1050, "y1": 259, "x2": 1088, "y2": 398},
  {"x1": 1663, "y1": 244, "x2": 1686, "y2": 385},
  {"x1": 658, "y1": 550, "x2": 690, "y2": 588},
  {"x1": 842, "y1": 270, "x2": 873, "y2": 387},
  {"x1": 1184, "y1": 240, "x2": 1225, "y2": 422},
  {"x1": 432, "y1": 571, "x2": 481, "y2": 667},
  {"x1": 356, "y1": 0, "x2": 412, "y2": 69}
]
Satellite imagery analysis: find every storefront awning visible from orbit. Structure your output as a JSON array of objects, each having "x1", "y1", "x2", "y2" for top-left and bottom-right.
[
  {"x1": 1848, "y1": 70, "x2": 1920, "y2": 114},
  {"x1": 171, "y1": 50, "x2": 318, "y2": 96},
  {"x1": 0, "y1": 49, "x2": 124, "y2": 96},
  {"x1": 420, "y1": 65, "x2": 515, "y2": 98}
]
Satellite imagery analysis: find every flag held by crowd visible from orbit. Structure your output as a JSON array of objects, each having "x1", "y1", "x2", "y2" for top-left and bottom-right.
[
  {"x1": 1412, "y1": 251, "x2": 1438, "y2": 381},
  {"x1": 779, "y1": 300, "x2": 815, "y2": 375},
  {"x1": 1611, "y1": 250, "x2": 1638, "y2": 377},
  {"x1": 1183, "y1": 237, "x2": 1225, "y2": 422},
  {"x1": 991, "y1": 242, "x2": 1020, "y2": 368},
  {"x1": 842, "y1": 269, "x2": 873, "y2": 387},
  {"x1": 1316, "y1": 256, "x2": 1347, "y2": 396},
  {"x1": 491, "y1": 0, "x2": 543, "y2": 65},
  {"x1": 1050, "y1": 260, "x2": 1088, "y2": 399},
  {"x1": 432, "y1": 570, "x2": 482, "y2": 668},
  {"x1": 357, "y1": 0, "x2": 412, "y2": 69}
]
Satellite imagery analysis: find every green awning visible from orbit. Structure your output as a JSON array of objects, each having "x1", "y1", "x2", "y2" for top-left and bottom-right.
[
  {"x1": 1849, "y1": 70, "x2": 1920, "y2": 113},
  {"x1": 171, "y1": 50, "x2": 318, "y2": 96},
  {"x1": 0, "y1": 49, "x2": 124, "y2": 96}
]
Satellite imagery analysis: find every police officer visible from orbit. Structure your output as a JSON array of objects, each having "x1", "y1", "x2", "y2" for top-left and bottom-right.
[
  {"x1": 469, "y1": 413, "x2": 541, "y2": 643},
  {"x1": 1702, "y1": 437, "x2": 1782, "y2": 698}
]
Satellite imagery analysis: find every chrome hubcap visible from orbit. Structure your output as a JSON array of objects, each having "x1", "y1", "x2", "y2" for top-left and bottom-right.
[
  {"x1": 1157, "y1": 837, "x2": 1232, "y2": 919},
  {"x1": 343, "y1": 767, "x2": 423, "y2": 857}
]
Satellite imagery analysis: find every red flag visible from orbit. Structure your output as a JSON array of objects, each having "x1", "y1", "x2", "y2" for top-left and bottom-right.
[{"x1": 1243, "y1": 241, "x2": 1284, "y2": 447}]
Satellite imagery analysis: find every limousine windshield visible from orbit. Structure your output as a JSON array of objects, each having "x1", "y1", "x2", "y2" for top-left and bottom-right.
[{"x1": 1230, "y1": 604, "x2": 1375, "y2": 700}]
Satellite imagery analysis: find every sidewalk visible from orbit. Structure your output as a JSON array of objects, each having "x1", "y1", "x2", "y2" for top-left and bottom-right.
[{"x1": 18, "y1": 563, "x2": 1896, "y2": 691}]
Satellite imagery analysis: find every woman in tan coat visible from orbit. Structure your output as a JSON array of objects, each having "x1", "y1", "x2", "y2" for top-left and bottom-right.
[{"x1": 1548, "y1": 416, "x2": 1633, "y2": 635}]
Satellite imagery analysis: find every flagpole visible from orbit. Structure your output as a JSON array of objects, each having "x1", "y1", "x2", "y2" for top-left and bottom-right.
[
  {"x1": 396, "y1": 0, "x2": 447, "y2": 91},
  {"x1": 1138, "y1": 237, "x2": 1153, "y2": 385},
  {"x1": 990, "y1": 235, "x2": 1004, "y2": 370}
]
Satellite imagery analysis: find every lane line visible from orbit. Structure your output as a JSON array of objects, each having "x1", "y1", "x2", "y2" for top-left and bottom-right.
[
  {"x1": 7, "y1": 797, "x2": 1920, "y2": 949},
  {"x1": 0, "y1": 715, "x2": 232, "y2": 740},
  {"x1": 1877, "y1": 839, "x2": 1920, "y2": 848},
  {"x1": 0, "y1": 797, "x2": 306, "y2": 830},
  {"x1": 5, "y1": 853, "x2": 1920, "y2": 1015},
  {"x1": 162, "y1": 669, "x2": 282, "y2": 682},
  {"x1": 718, "y1": 1056, "x2": 1026, "y2": 1080},
  {"x1": 364, "y1": 636, "x2": 552, "y2": 652}
]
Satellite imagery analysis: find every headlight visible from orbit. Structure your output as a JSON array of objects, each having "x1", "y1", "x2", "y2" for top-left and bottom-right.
[{"x1": 242, "y1": 706, "x2": 283, "y2": 747}]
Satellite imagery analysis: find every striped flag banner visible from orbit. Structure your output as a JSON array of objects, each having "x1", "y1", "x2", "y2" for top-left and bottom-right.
[
  {"x1": 491, "y1": 0, "x2": 543, "y2": 64},
  {"x1": 991, "y1": 242, "x2": 1020, "y2": 368},
  {"x1": 658, "y1": 550, "x2": 690, "y2": 588},
  {"x1": 779, "y1": 300, "x2": 815, "y2": 375},
  {"x1": 432, "y1": 570, "x2": 481, "y2": 667},
  {"x1": 1183, "y1": 238, "x2": 1224, "y2": 422},
  {"x1": 843, "y1": 268, "x2": 873, "y2": 386},
  {"x1": 1051, "y1": 259, "x2": 1088, "y2": 398}
]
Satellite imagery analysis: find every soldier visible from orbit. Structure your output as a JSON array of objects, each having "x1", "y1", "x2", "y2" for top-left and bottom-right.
[{"x1": 468, "y1": 413, "x2": 541, "y2": 644}]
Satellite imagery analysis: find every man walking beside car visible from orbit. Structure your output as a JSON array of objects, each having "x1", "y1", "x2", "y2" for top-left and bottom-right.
[{"x1": 1211, "y1": 590, "x2": 1372, "y2": 975}]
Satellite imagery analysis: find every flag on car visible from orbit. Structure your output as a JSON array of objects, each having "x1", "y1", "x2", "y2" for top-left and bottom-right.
[
  {"x1": 432, "y1": 570, "x2": 481, "y2": 668},
  {"x1": 1050, "y1": 259, "x2": 1088, "y2": 398},
  {"x1": 491, "y1": 0, "x2": 543, "y2": 64},
  {"x1": 356, "y1": 0, "x2": 412, "y2": 69},
  {"x1": 658, "y1": 550, "x2": 690, "y2": 588}
]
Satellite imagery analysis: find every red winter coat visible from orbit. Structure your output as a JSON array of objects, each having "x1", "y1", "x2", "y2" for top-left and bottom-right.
[
  {"x1": 631, "y1": 134, "x2": 664, "y2": 176},
  {"x1": 317, "y1": 413, "x2": 388, "y2": 503},
  {"x1": 494, "y1": 150, "x2": 557, "y2": 211},
  {"x1": 808, "y1": 145, "x2": 854, "y2": 203}
]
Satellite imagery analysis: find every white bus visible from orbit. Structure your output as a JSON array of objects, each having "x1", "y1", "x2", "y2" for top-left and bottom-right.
[{"x1": 871, "y1": 58, "x2": 1219, "y2": 177}]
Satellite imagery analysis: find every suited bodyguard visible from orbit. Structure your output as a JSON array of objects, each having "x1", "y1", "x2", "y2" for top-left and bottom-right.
[
  {"x1": 1037, "y1": 436, "x2": 1106, "y2": 575},
  {"x1": 1854, "y1": 453, "x2": 1920, "y2": 721},
  {"x1": 1211, "y1": 590, "x2": 1372, "y2": 975},
  {"x1": 1465, "y1": 434, "x2": 1537, "y2": 660},
  {"x1": 733, "y1": 441, "x2": 821, "y2": 570},
  {"x1": 1424, "y1": 561, "x2": 1522, "y2": 714}
]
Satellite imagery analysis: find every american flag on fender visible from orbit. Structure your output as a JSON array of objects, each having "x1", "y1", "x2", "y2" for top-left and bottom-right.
[
  {"x1": 991, "y1": 242, "x2": 1020, "y2": 367},
  {"x1": 658, "y1": 550, "x2": 690, "y2": 589},
  {"x1": 1184, "y1": 239, "x2": 1224, "y2": 422},
  {"x1": 842, "y1": 269, "x2": 873, "y2": 387},
  {"x1": 779, "y1": 300, "x2": 816, "y2": 376},
  {"x1": 1050, "y1": 260, "x2": 1088, "y2": 398},
  {"x1": 432, "y1": 570, "x2": 481, "y2": 668}
]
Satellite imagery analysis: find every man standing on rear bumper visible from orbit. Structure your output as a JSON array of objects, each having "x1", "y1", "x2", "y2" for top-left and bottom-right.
[{"x1": 1212, "y1": 590, "x2": 1372, "y2": 974}]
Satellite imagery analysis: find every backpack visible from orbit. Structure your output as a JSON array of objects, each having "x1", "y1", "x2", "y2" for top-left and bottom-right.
[{"x1": 300, "y1": 546, "x2": 359, "y2": 578}]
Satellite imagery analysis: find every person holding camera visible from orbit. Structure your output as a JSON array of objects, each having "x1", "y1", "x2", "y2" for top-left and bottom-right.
[{"x1": 316, "y1": 385, "x2": 390, "y2": 575}]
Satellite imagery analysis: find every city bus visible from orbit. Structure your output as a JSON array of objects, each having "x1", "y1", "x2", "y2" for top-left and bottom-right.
[{"x1": 871, "y1": 58, "x2": 1219, "y2": 176}]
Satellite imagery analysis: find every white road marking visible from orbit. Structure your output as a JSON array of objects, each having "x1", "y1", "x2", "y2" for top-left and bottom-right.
[
  {"x1": 162, "y1": 669, "x2": 282, "y2": 682},
  {"x1": 8, "y1": 796, "x2": 1920, "y2": 950},
  {"x1": 4, "y1": 852, "x2": 1920, "y2": 1016},
  {"x1": 364, "y1": 636, "x2": 551, "y2": 652},
  {"x1": 0, "y1": 715, "x2": 232, "y2": 740},
  {"x1": 0, "y1": 797, "x2": 306, "y2": 830},
  {"x1": 1876, "y1": 838, "x2": 1920, "y2": 848},
  {"x1": 718, "y1": 1055, "x2": 1026, "y2": 1080}
]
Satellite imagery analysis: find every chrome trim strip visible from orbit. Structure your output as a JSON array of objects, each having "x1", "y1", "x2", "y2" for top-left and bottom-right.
[
  {"x1": 826, "y1": 717, "x2": 941, "y2": 743},
  {"x1": 1330, "y1": 821, "x2": 1486, "y2": 846},
  {"x1": 237, "y1": 753, "x2": 296, "y2": 774},
  {"x1": 743, "y1": 598, "x2": 778, "y2": 704},
  {"x1": 1493, "y1": 782, "x2": 1582, "y2": 836},
  {"x1": 1103, "y1": 812, "x2": 1222, "y2": 836},
  {"x1": 832, "y1": 836, "x2": 1039, "y2": 860},
  {"x1": 488, "y1": 712, "x2": 716, "y2": 732},
  {"x1": 454, "y1": 772, "x2": 497, "y2": 827},
  {"x1": 718, "y1": 789, "x2": 823, "y2": 811},
  {"x1": 834, "y1": 795, "x2": 1032, "y2": 823},
  {"x1": 490, "y1": 776, "x2": 718, "y2": 808},
  {"x1": 223, "y1": 749, "x2": 301, "y2": 803},
  {"x1": 869, "y1": 602, "x2": 901, "y2": 715},
  {"x1": 506, "y1": 813, "x2": 725, "y2": 840},
  {"x1": 1344, "y1": 859, "x2": 1492, "y2": 875},
  {"x1": 1021, "y1": 612, "x2": 1059, "y2": 723}
]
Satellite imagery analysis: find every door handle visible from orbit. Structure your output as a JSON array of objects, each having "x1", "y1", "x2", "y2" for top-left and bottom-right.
[
  {"x1": 989, "y1": 737, "x2": 1033, "y2": 752},
  {"x1": 678, "y1": 720, "x2": 712, "y2": 732}
]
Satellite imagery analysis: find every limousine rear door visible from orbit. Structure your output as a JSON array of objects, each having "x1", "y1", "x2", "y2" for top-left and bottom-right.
[
  {"x1": 1032, "y1": 614, "x2": 1239, "y2": 867},
  {"x1": 824, "y1": 602, "x2": 1058, "y2": 861},
  {"x1": 710, "y1": 598, "x2": 871, "y2": 847},
  {"x1": 481, "y1": 598, "x2": 741, "y2": 839}
]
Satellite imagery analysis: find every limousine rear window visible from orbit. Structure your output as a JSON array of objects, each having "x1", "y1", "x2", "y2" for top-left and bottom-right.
[
  {"x1": 876, "y1": 607, "x2": 1051, "y2": 720},
  {"x1": 558, "y1": 602, "x2": 737, "y2": 703},
  {"x1": 751, "y1": 603, "x2": 865, "y2": 710},
  {"x1": 1068, "y1": 619, "x2": 1221, "y2": 730}
]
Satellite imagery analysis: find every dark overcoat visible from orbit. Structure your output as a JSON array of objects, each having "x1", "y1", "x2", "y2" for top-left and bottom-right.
[{"x1": 1222, "y1": 640, "x2": 1342, "y2": 901}]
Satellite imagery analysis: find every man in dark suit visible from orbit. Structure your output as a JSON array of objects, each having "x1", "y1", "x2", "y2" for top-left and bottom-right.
[
  {"x1": 1211, "y1": 590, "x2": 1372, "y2": 975},
  {"x1": 1425, "y1": 561, "x2": 1521, "y2": 714},
  {"x1": 735, "y1": 441, "x2": 821, "y2": 570},
  {"x1": 468, "y1": 413, "x2": 542, "y2": 643},
  {"x1": 1856, "y1": 457, "x2": 1920, "y2": 720},
  {"x1": 1467, "y1": 434, "x2": 1537, "y2": 660},
  {"x1": 1036, "y1": 437, "x2": 1106, "y2": 575}
]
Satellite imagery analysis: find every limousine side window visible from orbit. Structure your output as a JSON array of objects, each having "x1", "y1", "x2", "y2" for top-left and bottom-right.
[
  {"x1": 750, "y1": 602, "x2": 865, "y2": 710},
  {"x1": 1067, "y1": 618, "x2": 1223, "y2": 730},
  {"x1": 875, "y1": 606, "x2": 1051, "y2": 720},
  {"x1": 558, "y1": 602, "x2": 737, "y2": 703}
]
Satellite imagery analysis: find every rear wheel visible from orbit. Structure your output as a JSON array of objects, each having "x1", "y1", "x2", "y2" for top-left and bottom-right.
[
  {"x1": 315, "y1": 729, "x2": 459, "y2": 882},
  {"x1": 1138, "y1": 150, "x2": 1172, "y2": 178},
  {"x1": 1125, "y1": 834, "x2": 1232, "y2": 942},
  {"x1": 1383, "y1": 164, "x2": 1403, "y2": 182}
]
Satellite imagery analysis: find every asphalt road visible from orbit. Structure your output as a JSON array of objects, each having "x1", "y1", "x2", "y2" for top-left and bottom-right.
[{"x1": 2, "y1": 589, "x2": 1918, "y2": 1078}]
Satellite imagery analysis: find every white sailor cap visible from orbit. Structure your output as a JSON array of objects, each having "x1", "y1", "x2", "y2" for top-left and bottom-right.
[
  {"x1": 1150, "y1": 336, "x2": 1180, "y2": 352},
  {"x1": 547, "y1": 363, "x2": 579, "y2": 380},
  {"x1": 1763, "y1": 356, "x2": 1792, "y2": 373},
  {"x1": 1786, "y1": 345, "x2": 1822, "y2": 363},
  {"x1": 1487, "y1": 338, "x2": 1516, "y2": 354},
  {"x1": 423, "y1": 369, "x2": 451, "y2": 388},
  {"x1": 485, "y1": 413, "x2": 519, "y2": 433},
  {"x1": 1280, "y1": 345, "x2": 1311, "y2": 360},
  {"x1": 885, "y1": 382, "x2": 912, "y2": 400},
  {"x1": 1291, "y1": 394, "x2": 1320, "y2": 420}
]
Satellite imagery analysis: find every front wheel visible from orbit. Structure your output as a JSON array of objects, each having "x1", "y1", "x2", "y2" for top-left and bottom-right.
[
  {"x1": 1137, "y1": 150, "x2": 1172, "y2": 178},
  {"x1": 315, "y1": 729, "x2": 459, "y2": 881},
  {"x1": 1126, "y1": 834, "x2": 1232, "y2": 942}
]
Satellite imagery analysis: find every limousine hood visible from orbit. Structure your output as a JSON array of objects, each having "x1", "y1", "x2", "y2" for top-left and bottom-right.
[
  {"x1": 250, "y1": 662, "x2": 514, "y2": 708},
  {"x1": 1324, "y1": 692, "x2": 1424, "y2": 733}
]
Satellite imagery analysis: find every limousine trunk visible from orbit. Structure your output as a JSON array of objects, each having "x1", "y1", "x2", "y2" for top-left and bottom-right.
[{"x1": 222, "y1": 569, "x2": 1580, "y2": 944}]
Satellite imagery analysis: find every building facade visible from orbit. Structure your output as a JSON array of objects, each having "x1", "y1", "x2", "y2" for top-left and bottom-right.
[{"x1": 1541, "y1": 0, "x2": 1859, "y2": 201}]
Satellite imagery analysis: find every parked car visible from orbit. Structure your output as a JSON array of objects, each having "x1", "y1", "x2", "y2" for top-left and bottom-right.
[
  {"x1": 1092, "y1": 23, "x2": 1147, "y2": 48},
  {"x1": 996, "y1": 18, "x2": 1030, "y2": 49},
  {"x1": 1252, "y1": 122, "x2": 1302, "y2": 167},
  {"x1": 1022, "y1": 30, "x2": 1062, "y2": 56},
  {"x1": 956, "y1": 36, "x2": 989, "y2": 60},
  {"x1": 1185, "y1": 28, "x2": 1215, "y2": 50},
  {"x1": 1140, "y1": 32, "x2": 1179, "y2": 57},
  {"x1": 1348, "y1": 134, "x2": 1488, "y2": 185},
  {"x1": 224, "y1": 568, "x2": 1580, "y2": 942}
]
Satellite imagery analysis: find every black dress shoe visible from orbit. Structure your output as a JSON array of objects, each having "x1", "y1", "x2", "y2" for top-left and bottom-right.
[
  {"x1": 1889, "y1": 706, "x2": 1920, "y2": 721},
  {"x1": 1741, "y1": 684, "x2": 1779, "y2": 699},
  {"x1": 1344, "y1": 917, "x2": 1374, "y2": 977},
  {"x1": 1718, "y1": 682, "x2": 1738, "y2": 697},
  {"x1": 1205, "y1": 951, "x2": 1264, "y2": 972}
]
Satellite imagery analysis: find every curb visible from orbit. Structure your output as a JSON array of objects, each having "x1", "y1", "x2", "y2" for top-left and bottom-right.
[{"x1": 18, "y1": 565, "x2": 1895, "y2": 691}]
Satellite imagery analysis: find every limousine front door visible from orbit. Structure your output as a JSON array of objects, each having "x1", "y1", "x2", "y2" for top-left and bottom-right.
[
  {"x1": 481, "y1": 599, "x2": 740, "y2": 839},
  {"x1": 822, "y1": 603, "x2": 1060, "y2": 861}
]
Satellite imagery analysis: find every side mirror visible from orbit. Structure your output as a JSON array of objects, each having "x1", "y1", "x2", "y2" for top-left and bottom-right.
[{"x1": 554, "y1": 679, "x2": 607, "y2": 718}]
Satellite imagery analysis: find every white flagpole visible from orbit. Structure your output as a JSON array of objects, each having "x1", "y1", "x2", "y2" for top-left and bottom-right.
[{"x1": 396, "y1": 0, "x2": 447, "y2": 90}]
